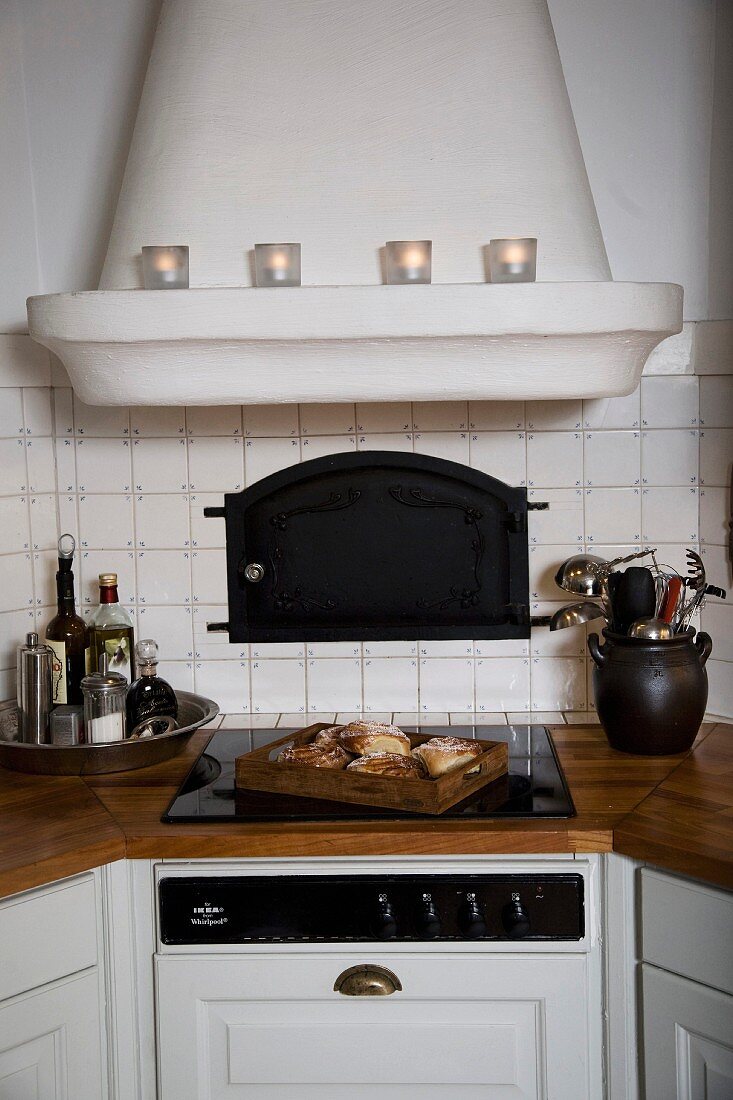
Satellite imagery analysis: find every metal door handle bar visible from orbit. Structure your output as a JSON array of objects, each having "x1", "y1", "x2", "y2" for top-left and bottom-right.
[{"x1": 334, "y1": 964, "x2": 402, "y2": 996}]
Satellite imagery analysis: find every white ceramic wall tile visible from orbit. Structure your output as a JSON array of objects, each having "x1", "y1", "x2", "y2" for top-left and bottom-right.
[
  {"x1": 563, "y1": 711, "x2": 600, "y2": 725},
  {"x1": 158, "y1": 660, "x2": 195, "y2": 693},
  {"x1": 641, "y1": 430, "x2": 698, "y2": 486},
  {"x1": 196, "y1": 659, "x2": 250, "y2": 712},
  {"x1": 0, "y1": 438, "x2": 27, "y2": 494},
  {"x1": 0, "y1": 336, "x2": 51, "y2": 387},
  {"x1": 251, "y1": 658, "x2": 306, "y2": 713},
  {"x1": 699, "y1": 376, "x2": 733, "y2": 429},
  {"x1": 356, "y1": 403, "x2": 411, "y2": 433},
  {"x1": 0, "y1": 608, "x2": 36, "y2": 668},
  {"x1": 245, "y1": 436, "x2": 301, "y2": 484},
  {"x1": 57, "y1": 495, "x2": 78, "y2": 545},
  {"x1": 299, "y1": 403, "x2": 355, "y2": 435},
  {"x1": 475, "y1": 657, "x2": 530, "y2": 711},
  {"x1": 700, "y1": 603, "x2": 733, "y2": 663},
  {"x1": 192, "y1": 605, "x2": 247, "y2": 660},
  {"x1": 584, "y1": 488, "x2": 641, "y2": 544},
  {"x1": 79, "y1": 549, "x2": 136, "y2": 606},
  {"x1": 583, "y1": 431, "x2": 640, "y2": 487},
  {"x1": 700, "y1": 487, "x2": 730, "y2": 545},
  {"x1": 583, "y1": 388, "x2": 641, "y2": 430},
  {"x1": 706, "y1": 660, "x2": 733, "y2": 718},
  {"x1": 641, "y1": 376, "x2": 699, "y2": 428},
  {"x1": 357, "y1": 432, "x2": 413, "y2": 452},
  {"x1": 413, "y1": 431, "x2": 470, "y2": 464},
  {"x1": 191, "y1": 548, "x2": 228, "y2": 604},
  {"x1": 0, "y1": 669, "x2": 15, "y2": 700},
  {"x1": 700, "y1": 429, "x2": 733, "y2": 486},
  {"x1": 131, "y1": 437, "x2": 187, "y2": 493},
  {"x1": 25, "y1": 437, "x2": 55, "y2": 493},
  {"x1": 52, "y1": 389, "x2": 74, "y2": 437},
  {"x1": 470, "y1": 432, "x2": 526, "y2": 486},
  {"x1": 469, "y1": 401, "x2": 524, "y2": 431},
  {"x1": 190, "y1": 494, "x2": 225, "y2": 548},
  {"x1": 419, "y1": 658, "x2": 474, "y2": 712},
  {"x1": 525, "y1": 400, "x2": 582, "y2": 431},
  {"x1": 137, "y1": 604, "x2": 194, "y2": 660},
  {"x1": 531, "y1": 657, "x2": 587, "y2": 711},
  {"x1": 188, "y1": 436, "x2": 244, "y2": 492},
  {"x1": 526, "y1": 432, "x2": 583, "y2": 488},
  {"x1": 363, "y1": 641, "x2": 417, "y2": 658},
  {"x1": 0, "y1": 554, "x2": 34, "y2": 611},
  {"x1": 243, "y1": 404, "x2": 299, "y2": 437},
  {"x1": 29, "y1": 494, "x2": 57, "y2": 551},
  {"x1": 449, "y1": 712, "x2": 508, "y2": 726},
  {"x1": 418, "y1": 640, "x2": 474, "y2": 658},
  {"x1": 251, "y1": 643, "x2": 305, "y2": 659},
  {"x1": 73, "y1": 396, "x2": 129, "y2": 437},
  {"x1": 363, "y1": 657, "x2": 419, "y2": 711},
  {"x1": 186, "y1": 406, "x2": 242, "y2": 436},
  {"x1": 22, "y1": 389, "x2": 53, "y2": 436},
  {"x1": 76, "y1": 438, "x2": 132, "y2": 493},
  {"x1": 306, "y1": 642, "x2": 361, "y2": 658},
  {"x1": 136, "y1": 550, "x2": 191, "y2": 605},
  {"x1": 508, "y1": 711, "x2": 565, "y2": 725},
  {"x1": 0, "y1": 389, "x2": 24, "y2": 437},
  {"x1": 530, "y1": 619, "x2": 586, "y2": 658},
  {"x1": 307, "y1": 658, "x2": 362, "y2": 711},
  {"x1": 641, "y1": 487, "x2": 698, "y2": 543},
  {"x1": 529, "y1": 544, "x2": 578, "y2": 601},
  {"x1": 412, "y1": 402, "x2": 468, "y2": 432},
  {"x1": 130, "y1": 406, "x2": 186, "y2": 437},
  {"x1": 473, "y1": 638, "x2": 529, "y2": 657},
  {"x1": 694, "y1": 321, "x2": 733, "y2": 375},
  {"x1": 527, "y1": 488, "x2": 584, "y2": 545},
  {"x1": 135, "y1": 493, "x2": 190, "y2": 548},
  {"x1": 0, "y1": 497, "x2": 30, "y2": 555},
  {"x1": 78, "y1": 494, "x2": 134, "y2": 549},
  {"x1": 700, "y1": 545, "x2": 731, "y2": 599},
  {"x1": 55, "y1": 438, "x2": 76, "y2": 493},
  {"x1": 300, "y1": 434, "x2": 357, "y2": 461}
]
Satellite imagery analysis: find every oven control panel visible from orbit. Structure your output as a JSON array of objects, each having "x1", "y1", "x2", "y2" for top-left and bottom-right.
[{"x1": 159, "y1": 874, "x2": 584, "y2": 944}]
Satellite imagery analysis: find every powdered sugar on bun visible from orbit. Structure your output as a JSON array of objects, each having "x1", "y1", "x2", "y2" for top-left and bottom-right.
[
  {"x1": 346, "y1": 751, "x2": 427, "y2": 778},
  {"x1": 278, "y1": 742, "x2": 349, "y2": 769},
  {"x1": 411, "y1": 736, "x2": 483, "y2": 778},
  {"x1": 339, "y1": 721, "x2": 410, "y2": 757}
]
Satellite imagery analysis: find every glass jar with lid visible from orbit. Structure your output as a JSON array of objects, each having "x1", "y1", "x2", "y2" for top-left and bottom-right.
[{"x1": 81, "y1": 654, "x2": 128, "y2": 744}]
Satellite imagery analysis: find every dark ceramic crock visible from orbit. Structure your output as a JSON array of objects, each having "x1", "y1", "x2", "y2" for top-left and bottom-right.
[{"x1": 587, "y1": 628, "x2": 712, "y2": 755}]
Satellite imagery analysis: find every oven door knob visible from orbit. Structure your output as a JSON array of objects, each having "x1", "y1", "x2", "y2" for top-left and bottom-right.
[
  {"x1": 458, "y1": 895, "x2": 488, "y2": 939},
  {"x1": 243, "y1": 562, "x2": 265, "y2": 583},
  {"x1": 374, "y1": 895, "x2": 398, "y2": 940},
  {"x1": 415, "y1": 893, "x2": 442, "y2": 938},
  {"x1": 502, "y1": 898, "x2": 531, "y2": 939}
]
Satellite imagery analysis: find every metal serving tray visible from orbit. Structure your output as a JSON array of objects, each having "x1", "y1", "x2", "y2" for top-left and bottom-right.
[{"x1": 0, "y1": 690, "x2": 218, "y2": 775}]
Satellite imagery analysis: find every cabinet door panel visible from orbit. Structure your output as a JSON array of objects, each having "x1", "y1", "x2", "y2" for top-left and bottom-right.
[
  {"x1": 157, "y1": 953, "x2": 591, "y2": 1100},
  {"x1": 0, "y1": 972, "x2": 104, "y2": 1100},
  {"x1": 642, "y1": 963, "x2": 733, "y2": 1100}
]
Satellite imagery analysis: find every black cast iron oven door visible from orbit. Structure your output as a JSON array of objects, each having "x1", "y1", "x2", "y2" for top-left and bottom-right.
[{"x1": 207, "y1": 450, "x2": 531, "y2": 643}]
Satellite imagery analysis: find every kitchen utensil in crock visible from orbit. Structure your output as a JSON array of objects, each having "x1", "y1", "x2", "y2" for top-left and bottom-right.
[
  {"x1": 588, "y1": 628, "x2": 712, "y2": 754},
  {"x1": 613, "y1": 567, "x2": 657, "y2": 634},
  {"x1": 554, "y1": 553, "x2": 607, "y2": 597},
  {"x1": 685, "y1": 548, "x2": 706, "y2": 591},
  {"x1": 550, "y1": 602, "x2": 606, "y2": 631},
  {"x1": 659, "y1": 574, "x2": 684, "y2": 624},
  {"x1": 628, "y1": 617, "x2": 674, "y2": 640}
]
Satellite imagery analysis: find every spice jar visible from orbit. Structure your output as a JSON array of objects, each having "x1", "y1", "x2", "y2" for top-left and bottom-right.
[{"x1": 81, "y1": 654, "x2": 128, "y2": 744}]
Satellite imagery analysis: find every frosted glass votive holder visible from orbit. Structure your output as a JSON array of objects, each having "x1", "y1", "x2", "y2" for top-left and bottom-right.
[
  {"x1": 141, "y1": 245, "x2": 189, "y2": 289},
  {"x1": 385, "y1": 240, "x2": 432, "y2": 284},
  {"x1": 488, "y1": 238, "x2": 537, "y2": 283},
  {"x1": 254, "y1": 243, "x2": 301, "y2": 287}
]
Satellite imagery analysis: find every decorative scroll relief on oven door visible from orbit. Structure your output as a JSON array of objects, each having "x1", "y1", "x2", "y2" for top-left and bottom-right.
[
  {"x1": 205, "y1": 450, "x2": 537, "y2": 644},
  {"x1": 155, "y1": 954, "x2": 592, "y2": 1099}
]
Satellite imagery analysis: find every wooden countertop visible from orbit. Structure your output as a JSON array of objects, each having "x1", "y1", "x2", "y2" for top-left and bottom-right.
[{"x1": 0, "y1": 722, "x2": 730, "y2": 899}]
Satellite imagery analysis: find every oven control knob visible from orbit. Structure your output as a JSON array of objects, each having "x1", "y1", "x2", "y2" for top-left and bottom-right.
[
  {"x1": 415, "y1": 893, "x2": 442, "y2": 938},
  {"x1": 502, "y1": 896, "x2": 531, "y2": 939},
  {"x1": 458, "y1": 893, "x2": 488, "y2": 938},
  {"x1": 374, "y1": 894, "x2": 398, "y2": 940}
]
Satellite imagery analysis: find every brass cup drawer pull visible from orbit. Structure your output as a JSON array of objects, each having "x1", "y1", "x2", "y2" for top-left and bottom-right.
[{"x1": 334, "y1": 964, "x2": 402, "y2": 996}]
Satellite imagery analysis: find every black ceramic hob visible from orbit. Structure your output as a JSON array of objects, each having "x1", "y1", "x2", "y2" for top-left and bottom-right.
[{"x1": 162, "y1": 725, "x2": 575, "y2": 823}]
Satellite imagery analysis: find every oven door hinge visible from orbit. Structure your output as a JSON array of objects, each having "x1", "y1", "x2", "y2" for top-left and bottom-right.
[
  {"x1": 527, "y1": 500, "x2": 549, "y2": 510},
  {"x1": 203, "y1": 506, "x2": 226, "y2": 518},
  {"x1": 502, "y1": 510, "x2": 527, "y2": 534}
]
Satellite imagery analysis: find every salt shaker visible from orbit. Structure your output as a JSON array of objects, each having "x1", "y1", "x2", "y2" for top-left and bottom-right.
[
  {"x1": 81, "y1": 654, "x2": 128, "y2": 744},
  {"x1": 16, "y1": 632, "x2": 54, "y2": 744}
]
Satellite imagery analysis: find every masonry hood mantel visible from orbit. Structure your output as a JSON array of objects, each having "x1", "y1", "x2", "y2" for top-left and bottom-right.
[{"x1": 26, "y1": 0, "x2": 682, "y2": 406}]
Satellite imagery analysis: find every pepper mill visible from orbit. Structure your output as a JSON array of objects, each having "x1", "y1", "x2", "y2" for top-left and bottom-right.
[{"x1": 16, "y1": 632, "x2": 54, "y2": 744}]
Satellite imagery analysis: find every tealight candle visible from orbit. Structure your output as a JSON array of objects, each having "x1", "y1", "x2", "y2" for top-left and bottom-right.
[
  {"x1": 141, "y1": 245, "x2": 189, "y2": 289},
  {"x1": 254, "y1": 243, "x2": 301, "y2": 287},
  {"x1": 385, "y1": 240, "x2": 432, "y2": 284},
  {"x1": 488, "y1": 238, "x2": 537, "y2": 283}
]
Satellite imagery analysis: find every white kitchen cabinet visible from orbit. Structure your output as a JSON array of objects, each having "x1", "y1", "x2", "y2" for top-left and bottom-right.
[
  {"x1": 0, "y1": 874, "x2": 106, "y2": 1100},
  {"x1": 0, "y1": 971, "x2": 104, "y2": 1100},
  {"x1": 156, "y1": 952, "x2": 593, "y2": 1099}
]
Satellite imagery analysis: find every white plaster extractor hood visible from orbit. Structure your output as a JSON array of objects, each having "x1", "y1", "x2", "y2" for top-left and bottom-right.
[{"x1": 27, "y1": 0, "x2": 682, "y2": 406}]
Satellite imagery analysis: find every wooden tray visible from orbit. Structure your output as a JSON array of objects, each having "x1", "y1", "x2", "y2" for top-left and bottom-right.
[{"x1": 235, "y1": 724, "x2": 509, "y2": 815}]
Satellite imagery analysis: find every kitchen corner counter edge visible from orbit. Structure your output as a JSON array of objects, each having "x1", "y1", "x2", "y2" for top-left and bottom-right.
[{"x1": 0, "y1": 721, "x2": 731, "y2": 900}]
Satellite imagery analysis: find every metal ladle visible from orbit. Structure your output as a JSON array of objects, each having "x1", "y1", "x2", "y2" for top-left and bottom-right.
[{"x1": 550, "y1": 602, "x2": 607, "y2": 631}]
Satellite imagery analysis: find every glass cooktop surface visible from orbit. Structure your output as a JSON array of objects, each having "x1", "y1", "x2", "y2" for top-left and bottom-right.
[{"x1": 162, "y1": 725, "x2": 575, "y2": 823}]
